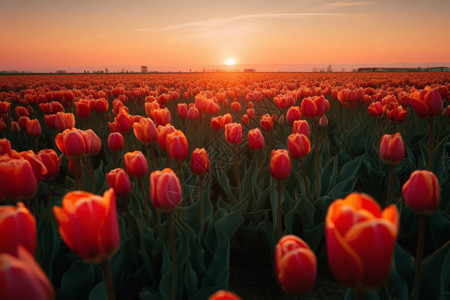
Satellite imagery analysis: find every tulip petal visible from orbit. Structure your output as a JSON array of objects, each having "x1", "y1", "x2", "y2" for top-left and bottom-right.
[
  {"x1": 100, "y1": 189, "x2": 120, "y2": 256},
  {"x1": 409, "y1": 97, "x2": 428, "y2": 118}
]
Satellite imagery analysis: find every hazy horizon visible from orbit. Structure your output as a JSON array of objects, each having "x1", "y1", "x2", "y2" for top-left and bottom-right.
[{"x1": 1, "y1": 0, "x2": 449, "y2": 72}]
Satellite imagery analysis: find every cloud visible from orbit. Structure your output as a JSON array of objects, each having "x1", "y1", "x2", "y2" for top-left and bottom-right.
[
  {"x1": 329, "y1": 1, "x2": 373, "y2": 7},
  {"x1": 135, "y1": 12, "x2": 341, "y2": 32}
]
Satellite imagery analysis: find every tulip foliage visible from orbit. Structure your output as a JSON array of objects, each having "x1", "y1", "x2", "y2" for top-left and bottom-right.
[{"x1": 0, "y1": 72, "x2": 448, "y2": 300}]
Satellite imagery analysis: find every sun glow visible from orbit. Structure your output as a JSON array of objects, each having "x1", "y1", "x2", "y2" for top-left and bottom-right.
[{"x1": 225, "y1": 58, "x2": 235, "y2": 66}]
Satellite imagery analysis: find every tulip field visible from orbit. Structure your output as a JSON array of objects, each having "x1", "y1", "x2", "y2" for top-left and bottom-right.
[{"x1": 0, "y1": 72, "x2": 449, "y2": 300}]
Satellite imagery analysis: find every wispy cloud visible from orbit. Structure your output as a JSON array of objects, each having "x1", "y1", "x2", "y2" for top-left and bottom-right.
[
  {"x1": 329, "y1": 1, "x2": 373, "y2": 7},
  {"x1": 135, "y1": 12, "x2": 341, "y2": 32}
]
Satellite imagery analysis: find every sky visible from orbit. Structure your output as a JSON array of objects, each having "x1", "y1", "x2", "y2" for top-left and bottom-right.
[{"x1": 1, "y1": 0, "x2": 449, "y2": 72}]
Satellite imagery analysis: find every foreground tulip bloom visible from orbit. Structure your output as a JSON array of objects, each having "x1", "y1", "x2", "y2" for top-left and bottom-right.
[
  {"x1": 260, "y1": 114, "x2": 274, "y2": 131},
  {"x1": 402, "y1": 170, "x2": 439, "y2": 215},
  {"x1": 54, "y1": 112, "x2": 75, "y2": 132},
  {"x1": 287, "y1": 133, "x2": 311, "y2": 159},
  {"x1": 25, "y1": 119, "x2": 41, "y2": 137},
  {"x1": 0, "y1": 138, "x2": 11, "y2": 155},
  {"x1": 107, "y1": 132, "x2": 124, "y2": 152},
  {"x1": 0, "y1": 157, "x2": 38, "y2": 200},
  {"x1": 55, "y1": 128, "x2": 87, "y2": 160},
  {"x1": 409, "y1": 88, "x2": 443, "y2": 119},
  {"x1": 0, "y1": 246, "x2": 54, "y2": 300},
  {"x1": 191, "y1": 148, "x2": 210, "y2": 176},
  {"x1": 270, "y1": 149, "x2": 291, "y2": 180},
  {"x1": 133, "y1": 117, "x2": 158, "y2": 145},
  {"x1": 38, "y1": 149, "x2": 61, "y2": 181},
  {"x1": 247, "y1": 128, "x2": 265, "y2": 151},
  {"x1": 326, "y1": 193, "x2": 399, "y2": 290},
  {"x1": 292, "y1": 120, "x2": 310, "y2": 138},
  {"x1": 107, "y1": 168, "x2": 131, "y2": 197},
  {"x1": 124, "y1": 151, "x2": 149, "y2": 178},
  {"x1": 379, "y1": 133, "x2": 405, "y2": 165},
  {"x1": 53, "y1": 189, "x2": 120, "y2": 263},
  {"x1": 286, "y1": 106, "x2": 301, "y2": 123},
  {"x1": 275, "y1": 235, "x2": 316, "y2": 295},
  {"x1": 166, "y1": 130, "x2": 188, "y2": 162},
  {"x1": 150, "y1": 168, "x2": 182, "y2": 212},
  {"x1": 208, "y1": 290, "x2": 242, "y2": 300},
  {"x1": 224, "y1": 123, "x2": 242, "y2": 145},
  {"x1": 0, "y1": 202, "x2": 36, "y2": 256}
]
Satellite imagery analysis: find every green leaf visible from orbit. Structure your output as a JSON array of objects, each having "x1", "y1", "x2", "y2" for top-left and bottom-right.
[
  {"x1": 58, "y1": 260, "x2": 96, "y2": 300},
  {"x1": 391, "y1": 244, "x2": 414, "y2": 300},
  {"x1": 420, "y1": 241, "x2": 450, "y2": 300},
  {"x1": 88, "y1": 281, "x2": 108, "y2": 300},
  {"x1": 320, "y1": 156, "x2": 338, "y2": 195}
]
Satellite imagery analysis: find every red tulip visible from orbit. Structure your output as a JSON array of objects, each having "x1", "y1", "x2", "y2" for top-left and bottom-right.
[
  {"x1": 230, "y1": 101, "x2": 241, "y2": 112},
  {"x1": 75, "y1": 99, "x2": 91, "y2": 118},
  {"x1": 15, "y1": 106, "x2": 29, "y2": 118},
  {"x1": 91, "y1": 98, "x2": 109, "y2": 113},
  {"x1": 326, "y1": 193, "x2": 399, "y2": 290},
  {"x1": 0, "y1": 138, "x2": 11, "y2": 155},
  {"x1": 53, "y1": 189, "x2": 120, "y2": 263},
  {"x1": 55, "y1": 128, "x2": 87, "y2": 160},
  {"x1": 0, "y1": 101, "x2": 11, "y2": 114},
  {"x1": 166, "y1": 130, "x2": 188, "y2": 162},
  {"x1": 44, "y1": 114, "x2": 56, "y2": 128},
  {"x1": 275, "y1": 235, "x2": 316, "y2": 295},
  {"x1": 301, "y1": 96, "x2": 327, "y2": 119},
  {"x1": 187, "y1": 106, "x2": 199, "y2": 121},
  {"x1": 25, "y1": 119, "x2": 41, "y2": 137},
  {"x1": 208, "y1": 290, "x2": 242, "y2": 300},
  {"x1": 270, "y1": 149, "x2": 290, "y2": 180},
  {"x1": 177, "y1": 103, "x2": 188, "y2": 119},
  {"x1": 286, "y1": 106, "x2": 301, "y2": 123},
  {"x1": 123, "y1": 151, "x2": 149, "y2": 178},
  {"x1": 84, "y1": 129, "x2": 101, "y2": 156},
  {"x1": 133, "y1": 118, "x2": 157, "y2": 144},
  {"x1": 409, "y1": 88, "x2": 443, "y2": 118},
  {"x1": 191, "y1": 148, "x2": 210, "y2": 176},
  {"x1": 0, "y1": 156, "x2": 38, "y2": 200},
  {"x1": 319, "y1": 115, "x2": 328, "y2": 127},
  {"x1": 379, "y1": 133, "x2": 405, "y2": 165},
  {"x1": 293, "y1": 120, "x2": 310, "y2": 138},
  {"x1": 386, "y1": 105, "x2": 407, "y2": 123},
  {"x1": 150, "y1": 168, "x2": 182, "y2": 212},
  {"x1": 152, "y1": 107, "x2": 171, "y2": 126},
  {"x1": 115, "y1": 109, "x2": 133, "y2": 132},
  {"x1": 241, "y1": 114, "x2": 249, "y2": 125},
  {"x1": 107, "y1": 168, "x2": 131, "y2": 197},
  {"x1": 402, "y1": 170, "x2": 439, "y2": 215},
  {"x1": 0, "y1": 202, "x2": 36, "y2": 256},
  {"x1": 210, "y1": 116, "x2": 223, "y2": 131},
  {"x1": 0, "y1": 246, "x2": 54, "y2": 300},
  {"x1": 54, "y1": 112, "x2": 75, "y2": 132},
  {"x1": 10, "y1": 150, "x2": 47, "y2": 183},
  {"x1": 443, "y1": 105, "x2": 450, "y2": 118},
  {"x1": 247, "y1": 128, "x2": 265, "y2": 151},
  {"x1": 246, "y1": 108, "x2": 255, "y2": 119},
  {"x1": 260, "y1": 114, "x2": 274, "y2": 131},
  {"x1": 38, "y1": 149, "x2": 62, "y2": 181},
  {"x1": 368, "y1": 102, "x2": 384, "y2": 118},
  {"x1": 225, "y1": 123, "x2": 242, "y2": 145},
  {"x1": 108, "y1": 132, "x2": 124, "y2": 152},
  {"x1": 157, "y1": 124, "x2": 176, "y2": 151},
  {"x1": 18, "y1": 116, "x2": 30, "y2": 129},
  {"x1": 287, "y1": 134, "x2": 311, "y2": 159},
  {"x1": 222, "y1": 113, "x2": 232, "y2": 126}
]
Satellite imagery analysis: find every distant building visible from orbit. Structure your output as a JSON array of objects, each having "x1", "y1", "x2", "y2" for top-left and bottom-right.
[
  {"x1": 141, "y1": 66, "x2": 148, "y2": 73},
  {"x1": 56, "y1": 70, "x2": 66, "y2": 74},
  {"x1": 243, "y1": 69, "x2": 256, "y2": 73},
  {"x1": 326, "y1": 65, "x2": 332, "y2": 72},
  {"x1": 358, "y1": 67, "x2": 449, "y2": 72}
]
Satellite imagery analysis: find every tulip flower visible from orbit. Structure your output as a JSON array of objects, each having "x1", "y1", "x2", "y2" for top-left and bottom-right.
[
  {"x1": 55, "y1": 128, "x2": 87, "y2": 160},
  {"x1": 10, "y1": 121, "x2": 20, "y2": 133},
  {"x1": 108, "y1": 132, "x2": 124, "y2": 152},
  {"x1": 115, "y1": 109, "x2": 133, "y2": 132},
  {"x1": 260, "y1": 114, "x2": 274, "y2": 131},
  {"x1": 150, "y1": 168, "x2": 182, "y2": 213},
  {"x1": 409, "y1": 88, "x2": 443, "y2": 119},
  {"x1": 224, "y1": 123, "x2": 242, "y2": 145},
  {"x1": 133, "y1": 118, "x2": 157, "y2": 145},
  {"x1": 287, "y1": 133, "x2": 311, "y2": 159},
  {"x1": 210, "y1": 116, "x2": 223, "y2": 131},
  {"x1": 241, "y1": 114, "x2": 249, "y2": 125},
  {"x1": 247, "y1": 128, "x2": 265, "y2": 151},
  {"x1": 444, "y1": 105, "x2": 450, "y2": 119},
  {"x1": 208, "y1": 290, "x2": 242, "y2": 300},
  {"x1": 152, "y1": 107, "x2": 171, "y2": 126},
  {"x1": 38, "y1": 149, "x2": 61, "y2": 181},
  {"x1": 25, "y1": 119, "x2": 41, "y2": 137},
  {"x1": 15, "y1": 106, "x2": 29, "y2": 118},
  {"x1": 53, "y1": 188, "x2": 120, "y2": 263},
  {"x1": 368, "y1": 102, "x2": 384, "y2": 118},
  {"x1": 0, "y1": 157, "x2": 38, "y2": 200},
  {"x1": 275, "y1": 235, "x2": 316, "y2": 295},
  {"x1": 0, "y1": 138, "x2": 11, "y2": 155},
  {"x1": 91, "y1": 98, "x2": 109, "y2": 113},
  {"x1": 107, "y1": 168, "x2": 131, "y2": 197},
  {"x1": 386, "y1": 105, "x2": 407, "y2": 123},
  {"x1": 75, "y1": 99, "x2": 92, "y2": 118},
  {"x1": 157, "y1": 124, "x2": 176, "y2": 151},
  {"x1": 0, "y1": 246, "x2": 54, "y2": 300},
  {"x1": 292, "y1": 120, "x2": 310, "y2": 138},
  {"x1": 191, "y1": 148, "x2": 210, "y2": 176},
  {"x1": 124, "y1": 151, "x2": 148, "y2": 178},
  {"x1": 230, "y1": 101, "x2": 241, "y2": 112},
  {"x1": 187, "y1": 106, "x2": 199, "y2": 121},
  {"x1": 319, "y1": 115, "x2": 328, "y2": 127},
  {"x1": 0, "y1": 202, "x2": 36, "y2": 256},
  {"x1": 18, "y1": 116, "x2": 30, "y2": 129},
  {"x1": 166, "y1": 130, "x2": 188, "y2": 163},
  {"x1": 286, "y1": 106, "x2": 301, "y2": 123},
  {"x1": 270, "y1": 149, "x2": 290, "y2": 180},
  {"x1": 54, "y1": 112, "x2": 75, "y2": 132},
  {"x1": 326, "y1": 193, "x2": 399, "y2": 290},
  {"x1": 402, "y1": 170, "x2": 439, "y2": 215},
  {"x1": 301, "y1": 96, "x2": 327, "y2": 120},
  {"x1": 177, "y1": 103, "x2": 188, "y2": 119}
]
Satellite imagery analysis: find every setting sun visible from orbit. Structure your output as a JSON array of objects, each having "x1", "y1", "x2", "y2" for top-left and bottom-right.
[{"x1": 226, "y1": 58, "x2": 235, "y2": 66}]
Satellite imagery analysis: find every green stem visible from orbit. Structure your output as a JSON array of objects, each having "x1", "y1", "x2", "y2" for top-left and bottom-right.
[
  {"x1": 112, "y1": 152, "x2": 118, "y2": 169},
  {"x1": 277, "y1": 179, "x2": 282, "y2": 240},
  {"x1": 314, "y1": 119, "x2": 320, "y2": 203},
  {"x1": 123, "y1": 195, "x2": 133, "y2": 230},
  {"x1": 386, "y1": 164, "x2": 395, "y2": 206},
  {"x1": 87, "y1": 156, "x2": 96, "y2": 193},
  {"x1": 151, "y1": 143, "x2": 156, "y2": 170},
  {"x1": 300, "y1": 159, "x2": 311, "y2": 203},
  {"x1": 34, "y1": 136, "x2": 39, "y2": 153},
  {"x1": 199, "y1": 176, "x2": 205, "y2": 242},
  {"x1": 46, "y1": 182, "x2": 52, "y2": 219},
  {"x1": 428, "y1": 119, "x2": 434, "y2": 171},
  {"x1": 168, "y1": 213, "x2": 177, "y2": 300},
  {"x1": 137, "y1": 178, "x2": 151, "y2": 224},
  {"x1": 412, "y1": 214, "x2": 425, "y2": 300},
  {"x1": 355, "y1": 289, "x2": 363, "y2": 300},
  {"x1": 101, "y1": 259, "x2": 116, "y2": 300},
  {"x1": 234, "y1": 146, "x2": 242, "y2": 203}
]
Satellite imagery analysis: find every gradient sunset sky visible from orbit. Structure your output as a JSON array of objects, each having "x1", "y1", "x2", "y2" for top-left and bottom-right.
[{"x1": 1, "y1": 0, "x2": 449, "y2": 72}]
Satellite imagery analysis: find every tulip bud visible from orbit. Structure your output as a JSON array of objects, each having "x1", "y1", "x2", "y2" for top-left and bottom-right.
[
  {"x1": 25, "y1": 119, "x2": 41, "y2": 137},
  {"x1": 107, "y1": 168, "x2": 131, "y2": 197},
  {"x1": 379, "y1": 133, "x2": 405, "y2": 165},
  {"x1": 275, "y1": 235, "x2": 316, "y2": 295},
  {"x1": 150, "y1": 168, "x2": 182, "y2": 212},
  {"x1": 0, "y1": 157, "x2": 38, "y2": 200},
  {"x1": 292, "y1": 120, "x2": 310, "y2": 138},
  {"x1": 108, "y1": 132, "x2": 124, "y2": 152},
  {"x1": 402, "y1": 170, "x2": 439, "y2": 215},
  {"x1": 38, "y1": 149, "x2": 61, "y2": 181},
  {"x1": 247, "y1": 128, "x2": 265, "y2": 151},
  {"x1": 166, "y1": 130, "x2": 188, "y2": 162},
  {"x1": 319, "y1": 115, "x2": 328, "y2": 127},
  {"x1": 287, "y1": 134, "x2": 311, "y2": 159},
  {"x1": 224, "y1": 123, "x2": 242, "y2": 145},
  {"x1": 270, "y1": 149, "x2": 290, "y2": 180},
  {"x1": 177, "y1": 103, "x2": 188, "y2": 119},
  {"x1": 286, "y1": 106, "x2": 301, "y2": 123},
  {"x1": 191, "y1": 148, "x2": 210, "y2": 176},
  {"x1": 124, "y1": 151, "x2": 149, "y2": 178},
  {"x1": 208, "y1": 290, "x2": 242, "y2": 300}
]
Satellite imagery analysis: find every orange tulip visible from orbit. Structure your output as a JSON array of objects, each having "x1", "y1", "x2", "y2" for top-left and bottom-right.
[
  {"x1": 208, "y1": 290, "x2": 242, "y2": 300},
  {"x1": 38, "y1": 149, "x2": 62, "y2": 181},
  {"x1": 301, "y1": 96, "x2": 327, "y2": 119},
  {"x1": 152, "y1": 107, "x2": 171, "y2": 126},
  {"x1": 287, "y1": 134, "x2": 311, "y2": 159},
  {"x1": 191, "y1": 148, "x2": 210, "y2": 176},
  {"x1": 115, "y1": 109, "x2": 133, "y2": 132},
  {"x1": 0, "y1": 202, "x2": 36, "y2": 256},
  {"x1": 107, "y1": 168, "x2": 131, "y2": 197},
  {"x1": 44, "y1": 114, "x2": 56, "y2": 128},
  {"x1": 177, "y1": 103, "x2": 188, "y2": 119},
  {"x1": 210, "y1": 116, "x2": 223, "y2": 131},
  {"x1": 368, "y1": 102, "x2": 384, "y2": 118},
  {"x1": 166, "y1": 130, "x2": 189, "y2": 162},
  {"x1": 133, "y1": 118, "x2": 157, "y2": 144},
  {"x1": 91, "y1": 98, "x2": 109, "y2": 113},
  {"x1": 0, "y1": 246, "x2": 54, "y2": 300},
  {"x1": 230, "y1": 101, "x2": 241, "y2": 112},
  {"x1": 0, "y1": 138, "x2": 11, "y2": 155},
  {"x1": 157, "y1": 124, "x2": 176, "y2": 151},
  {"x1": 286, "y1": 106, "x2": 301, "y2": 123},
  {"x1": 402, "y1": 170, "x2": 439, "y2": 215},
  {"x1": 247, "y1": 128, "x2": 265, "y2": 151},
  {"x1": 55, "y1": 128, "x2": 87, "y2": 160},
  {"x1": 53, "y1": 189, "x2": 120, "y2": 263},
  {"x1": 292, "y1": 120, "x2": 310, "y2": 138},
  {"x1": 379, "y1": 133, "x2": 405, "y2": 165},
  {"x1": 410, "y1": 88, "x2": 443, "y2": 118},
  {"x1": 75, "y1": 99, "x2": 91, "y2": 118},
  {"x1": 270, "y1": 149, "x2": 290, "y2": 180},
  {"x1": 386, "y1": 105, "x2": 407, "y2": 123},
  {"x1": 326, "y1": 193, "x2": 399, "y2": 290},
  {"x1": 25, "y1": 119, "x2": 41, "y2": 137},
  {"x1": 275, "y1": 235, "x2": 316, "y2": 295},
  {"x1": 0, "y1": 156, "x2": 38, "y2": 200},
  {"x1": 150, "y1": 168, "x2": 182, "y2": 212},
  {"x1": 224, "y1": 123, "x2": 242, "y2": 145},
  {"x1": 124, "y1": 151, "x2": 149, "y2": 178},
  {"x1": 54, "y1": 112, "x2": 75, "y2": 132},
  {"x1": 108, "y1": 132, "x2": 124, "y2": 152},
  {"x1": 260, "y1": 114, "x2": 274, "y2": 131}
]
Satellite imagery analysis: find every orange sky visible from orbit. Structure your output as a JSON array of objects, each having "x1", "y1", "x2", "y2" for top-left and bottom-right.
[{"x1": 1, "y1": 0, "x2": 449, "y2": 72}]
